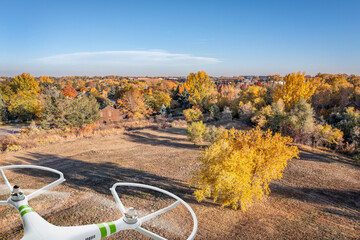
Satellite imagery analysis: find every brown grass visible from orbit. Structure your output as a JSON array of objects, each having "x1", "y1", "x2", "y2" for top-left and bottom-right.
[
  {"x1": 0, "y1": 119, "x2": 174, "y2": 152},
  {"x1": 0, "y1": 126, "x2": 359, "y2": 239}
]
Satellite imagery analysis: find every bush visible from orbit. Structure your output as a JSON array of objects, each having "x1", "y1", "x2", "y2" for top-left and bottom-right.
[
  {"x1": 192, "y1": 127, "x2": 299, "y2": 210},
  {"x1": 251, "y1": 99, "x2": 286, "y2": 132},
  {"x1": 287, "y1": 99, "x2": 315, "y2": 134},
  {"x1": 206, "y1": 125, "x2": 225, "y2": 143},
  {"x1": 332, "y1": 107, "x2": 360, "y2": 144},
  {"x1": 221, "y1": 107, "x2": 233, "y2": 121},
  {"x1": 238, "y1": 102, "x2": 255, "y2": 123},
  {"x1": 317, "y1": 124, "x2": 344, "y2": 149},
  {"x1": 187, "y1": 121, "x2": 208, "y2": 143},
  {"x1": 5, "y1": 144, "x2": 22, "y2": 152},
  {"x1": 209, "y1": 104, "x2": 221, "y2": 120},
  {"x1": 183, "y1": 108, "x2": 203, "y2": 122}
]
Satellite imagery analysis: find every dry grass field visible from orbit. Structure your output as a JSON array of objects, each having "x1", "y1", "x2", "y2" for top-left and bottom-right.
[{"x1": 0, "y1": 126, "x2": 359, "y2": 239}]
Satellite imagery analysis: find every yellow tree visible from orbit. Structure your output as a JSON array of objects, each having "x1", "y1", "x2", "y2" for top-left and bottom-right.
[
  {"x1": 192, "y1": 127, "x2": 299, "y2": 211},
  {"x1": 6, "y1": 73, "x2": 41, "y2": 121},
  {"x1": 186, "y1": 71, "x2": 216, "y2": 109},
  {"x1": 8, "y1": 91, "x2": 42, "y2": 121},
  {"x1": 273, "y1": 72, "x2": 317, "y2": 110},
  {"x1": 239, "y1": 85, "x2": 268, "y2": 110},
  {"x1": 11, "y1": 73, "x2": 40, "y2": 95},
  {"x1": 147, "y1": 91, "x2": 171, "y2": 111},
  {"x1": 39, "y1": 76, "x2": 53, "y2": 84}
]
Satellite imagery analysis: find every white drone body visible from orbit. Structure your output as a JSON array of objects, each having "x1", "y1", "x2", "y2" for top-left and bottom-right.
[{"x1": 0, "y1": 165, "x2": 198, "y2": 240}]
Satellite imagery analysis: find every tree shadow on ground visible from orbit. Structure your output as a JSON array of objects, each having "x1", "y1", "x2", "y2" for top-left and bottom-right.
[
  {"x1": 123, "y1": 130, "x2": 205, "y2": 149},
  {"x1": 299, "y1": 149, "x2": 360, "y2": 168},
  {"x1": 151, "y1": 127, "x2": 187, "y2": 136},
  {"x1": 270, "y1": 183, "x2": 360, "y2": 219},
  {"x1": 5, "y1": 152, "x2": 216, "y2": 207}
]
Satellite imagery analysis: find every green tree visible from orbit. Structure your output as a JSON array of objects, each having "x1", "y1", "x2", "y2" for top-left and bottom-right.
[
  {"x1": 0, "y1": 93, "x2": 7, "y2": 121},
  {"x1": 146, "y1": 90, "x2": 171, "y2": 111},
  {"x1": 41, "y1": 95, "x2": 100, "y2": 129}
]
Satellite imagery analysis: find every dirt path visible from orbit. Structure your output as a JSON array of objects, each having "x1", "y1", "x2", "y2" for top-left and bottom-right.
[
  {"x1": 0, "y1": 127, "x2": 359, "y2": 239},
  {"x1": 0, "y1": 126, "x2": 22, "y2": 137}
]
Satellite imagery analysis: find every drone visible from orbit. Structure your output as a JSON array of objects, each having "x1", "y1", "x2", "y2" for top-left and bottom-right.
[{"x1": 0, "y1": 165, "x2": 198, "y2": 240}]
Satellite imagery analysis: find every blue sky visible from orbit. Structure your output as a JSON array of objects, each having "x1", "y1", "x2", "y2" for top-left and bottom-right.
[{"x1": 0, "y1": 0, "x2": 359, "y2": 77}]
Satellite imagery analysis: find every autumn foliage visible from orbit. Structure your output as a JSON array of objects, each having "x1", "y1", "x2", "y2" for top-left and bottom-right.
[
  {"x1": 192, "y1": 127, "x2": 299, "y2": 210},
  {"x1": 273, "y1": 72, "x2": 317, "y2": 110},
  {"x1": 61, "y1": 85, "x2": 78, "y2": 98},
  {"x1": 186, "y1": 71, "x2": 216, "y2": 109}
]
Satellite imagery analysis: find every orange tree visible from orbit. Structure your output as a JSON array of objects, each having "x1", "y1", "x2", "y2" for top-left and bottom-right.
[
  {"x1": 116, "y1": 88, "x2": 152, "y2": 118},
  {"x1": 61, "y1": 85, "x2": 78, "y2": 98},
  {"x1": 192, "y1": 127, "x2": 299, "y2": 211}
]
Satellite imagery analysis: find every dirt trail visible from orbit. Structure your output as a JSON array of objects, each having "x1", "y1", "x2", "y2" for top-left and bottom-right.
[{"x1": 0, "y1": 127, "x2": 359, "y2": 239}]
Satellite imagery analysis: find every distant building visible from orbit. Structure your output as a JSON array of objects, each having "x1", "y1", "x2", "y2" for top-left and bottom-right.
[{"x1": 99, "y1": 106, "x2": 123, "y2": 124}]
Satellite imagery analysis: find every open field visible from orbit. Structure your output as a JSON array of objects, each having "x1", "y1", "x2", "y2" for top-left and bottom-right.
[{"x1": 0, "y1": 126, "x2": 359, "y2": 239}]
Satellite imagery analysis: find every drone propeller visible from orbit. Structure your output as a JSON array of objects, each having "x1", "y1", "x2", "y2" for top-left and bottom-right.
[
  {"x1": 0, "y1": 165, "x2": 65, "y2": 206},
  {"x1": 0, "y1": 165, "x2": 198, "y2": 240},
  {"x1": 110, "y1": 182, "x2": 198, "y2": 240}
]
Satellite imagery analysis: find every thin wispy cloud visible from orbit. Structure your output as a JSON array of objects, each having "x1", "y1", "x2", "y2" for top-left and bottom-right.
[{"x1": 38, "y1": 50, "x2": 221, "y2": 66}]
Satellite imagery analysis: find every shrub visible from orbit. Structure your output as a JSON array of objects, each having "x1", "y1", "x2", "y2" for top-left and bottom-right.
[
  {"x1": 192, "y1": 127, "x2": 299, "y2": 210},
  {"x1": 238, "y1": 102, "x2": 255, "y2": 123},
  {"x1": 221, "y1": 107, "x2": 233, "y2": 121},
  {"x1": 332, "y1": 107, "x2": 360, "y2": 143},
  {"x1": 287, "y1": 99, "x2": 316, "y2": 133},
  {"x1": 187, "y1": 121, "x2": 208, "y2": 143},
  {"x1": 183, "y1": 108, "x2": 203, "y2": 122},
  {"x1": 209, "y1": 104, "x2": 221, "y2": 120},
  {"x1": 317, "y1": 124, "x2": 344, "y2": 149},
  {"x1": 251, "y1": 99, "x2": 286, "y2": 132},
  {"x1": 5, "y1": 144, "x2": 22, "y2": 152},
  {"x1": 206, "y1": 125, "x2": 225, "y2": 143}
]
